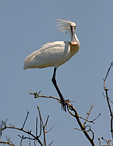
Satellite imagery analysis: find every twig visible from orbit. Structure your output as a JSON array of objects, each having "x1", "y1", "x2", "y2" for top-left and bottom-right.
[
  {"x1": 79, "y1": 113, "x2": 101, "y2": 124},
  {"x1": 20, "y1": 135, "x2": 24, "y2": 145},
  {"x1": 83, "y1": 103, "x2": 94, "y2": 127},
  {"x1": 103, "y1": 62, "x2": 113, "y2": 142},
  {"x1": 0, "y1": 141, "x2": 15, "y2": 146},
  {"x1": 98, "y1": 138, "x2": 101, "y2": 146},
  {"x1": 102, "y1": 92, "x2": 113, "y2": 104},
  {"x1": 44, "y1": 115, "x2": 49, "y2": 129},
  {"x1": 30, "y1": 91, "x2": 60, "y2": 101},
  {"x1": 104, "y1": 62, "x2": 113, "y2": 83},
  {"x1": 45, "y1": 124, "x2": 55, "y2": 133},
  {"x1": 37, "y1": 106, "x2": 46, "y2": 146},
  {"x1": 101, "y1": 137, "x2": 111, "y2": 144},
  {"x1": 2, "y1": 116, "x2": 43, "y2": 146},
  {"x1": 48, "y1": 141, "x2": 53, "y2": 146},
  {"x1": 29, "y1": 91, "x2": 74, "y2": 103},
  {"x1": 67, "y1": 103, "x2": 95, "y2": 146},
  {"x1": 36, "y1": 117, "x2": 38, "y2": 137},
  {"x1": 79, "y1": 116, "x2": 95, "y2": 124},
  {"x1": 2, "y1": 126, "x2": 43, "y2": 145},
  {"x1": 21, "y1": 110, "x2": 29, "y2": 129},
  {"x1": 92, "y1": 113, "x2": 101, "y2": 122},
  {"x1": 34, "y1": 140, "x2": 36, "y2": 146}
]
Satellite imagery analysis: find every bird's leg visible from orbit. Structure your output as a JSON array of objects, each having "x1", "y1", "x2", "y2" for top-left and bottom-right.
[{"x1": 52, "y1": 68, "x2": 67, "y2": 111}]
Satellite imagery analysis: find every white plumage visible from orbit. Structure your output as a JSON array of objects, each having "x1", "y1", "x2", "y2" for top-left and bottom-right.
[
  {"x1": 24, "y1": 19, "x2": 80, "y2": 111},
  {"x1": 24, "y1": 41, "x2": 78, "y2": 69}
]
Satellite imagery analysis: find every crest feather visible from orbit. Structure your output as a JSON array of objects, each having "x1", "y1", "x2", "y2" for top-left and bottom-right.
[{"x1": 57, "y1": 19, "x2": 76, "y2": 33}]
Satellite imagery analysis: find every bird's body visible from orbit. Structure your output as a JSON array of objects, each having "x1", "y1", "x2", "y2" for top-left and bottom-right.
[
  {"x1": 24, "y1": 41, "x2": 79, "y2": 69},
  {"x1": 24, "y1": 19, "x2": 80, "y2": 111}
]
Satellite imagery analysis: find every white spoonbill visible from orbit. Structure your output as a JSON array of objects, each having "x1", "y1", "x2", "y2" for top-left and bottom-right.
[{"x1": 24, "y1": 19, "x2": 80, "y2": 111}]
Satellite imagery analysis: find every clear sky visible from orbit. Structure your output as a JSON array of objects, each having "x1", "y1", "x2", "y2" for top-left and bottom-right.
[{"x1": 0, "y1": 0, "x2": 113, "y2": 145}]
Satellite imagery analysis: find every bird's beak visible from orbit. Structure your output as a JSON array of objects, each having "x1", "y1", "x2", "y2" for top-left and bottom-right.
[{"x1": 71, "y1": 26, "x2": 78, "y2": 45}]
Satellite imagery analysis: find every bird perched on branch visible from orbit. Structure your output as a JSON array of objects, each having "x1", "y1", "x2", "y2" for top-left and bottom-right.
[{"x1": 24, "y1": 19, "x2": 80, "y2": 111}]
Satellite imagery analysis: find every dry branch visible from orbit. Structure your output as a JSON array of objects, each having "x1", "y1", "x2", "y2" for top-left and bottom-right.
[
  {"x1": 67, "y1": 103, "x2": 95, "y2": 145},
  {"x1": 1, "y1": 107, "x2": 53, "y2": 146},
  {"x1": 102, "y1": 62, "x2": 113, "y2": 144},
  {"x1": 83, "y1": 102, "x2": 94, "y2": 127},
  {"x1": 30, "y1": 92, "x2": 96, "y2": 146}
]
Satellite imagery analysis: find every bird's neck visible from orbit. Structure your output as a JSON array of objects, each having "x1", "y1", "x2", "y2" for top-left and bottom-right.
[
  {"x1": 69, "y1": 41, "x2": 79, "y2": 57},
  {"x1": 70, "y1": 33, "x2": 80, "y2": 46}
]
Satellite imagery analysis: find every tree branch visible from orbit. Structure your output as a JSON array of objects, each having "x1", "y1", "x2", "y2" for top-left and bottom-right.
[
  {"x1": 103, "y1": 62, "x2": 113, "y2": 142},
  {"x1": 30, "y1": 91, "x2": 96, "y2": 146},
  {"x1": 83, "y1": 102, "x2": 94, "y2": 127},
  {"x1": 1, "y1": 107, "x2": 53, "y2": 146}
]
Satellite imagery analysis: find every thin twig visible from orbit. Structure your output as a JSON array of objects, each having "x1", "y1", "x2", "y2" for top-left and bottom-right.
[
  {"x1": 44, "y1": 115, "x2": 49, "y2": 129},
  {"x1": 79, "y1": 116, "x2": 95, "y2": 124},
  {"x1": 0, "y1": 141, "x2": 15, "y2": 146},
  {"x1": 36, "y1": 117, "x2": 38, "y2": 137},
  {"x1": 104, "y1": 62, "x2": 113, "y2": 82},
  {"x1": 48, "y1": 141, "x2": 53, "y2": 146},
  {"x1": 45, "y1": 125, "x2": 55, "y2": 133},
  {"x1": 92, "y1": 113, "x2": 101, "y2": 122},
  {"x1": 98, "y1": 138, "x2": 101, "y2": 146},
  {"x1": 83, "y1": 103, "x2": 94, "y2": 127},
  {"x1": 21, "y1": 110, "x2": 29, "y2": 129},
  {"x1": 37, "y1": 106, "x2": 46, "y2": 146},
  {"x1": 102, "y1": 92, "x2": 113, "y2": 103},
  {"x1": 103, "y1": 62, "x2": 113, "y2": 142}
]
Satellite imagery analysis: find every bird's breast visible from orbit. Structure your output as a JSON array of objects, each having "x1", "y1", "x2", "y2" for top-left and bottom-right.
[{"x1": 69, "y1": 42, "x2": 79, "y2": 57}]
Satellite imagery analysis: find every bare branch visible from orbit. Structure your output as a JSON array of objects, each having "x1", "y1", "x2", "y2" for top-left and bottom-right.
[
  {"x1": 30, "y1": 91, "x2": 60, "y2": 101},
  {"x1": 104, "y1": 62, "x2": 113, "y2": 82},
  {"x1": 21, "y1": 110, "x2": 29, "y2": 129},
  {"x1": 79, "y1": 116, "x2": 95, "y2": 124},
  {"x1": 29, "y1": 91, "x2": 75, "y2": 104},
  {"x1": 83, "y1": 103, "x2": 94, "y2": 127},
  {"x1": 45, "y1": 124, "x2": 55, "y2": 133},
  {"x1": 36, "y1": 117, "x2": 38, "y2": 137},
  {"x1": 44, "y1": 115, "x2": 49, "y2": 129},
  {"x1": 0, "y1": 140, "x2": 16, "y2": 146},
  {"x1": 92, "y1": 113, "x2": 101, "y2": 122},
  {"x1": 98, "y1": 138, "x2": 101, "y2": 146},
  {"x1": 37, "y1": 106, "x2": 46, "y2": 146},
  {"x1": 30, "y1": 91, "x2": 96, "y2": 146},
  {"x1": 48, "y1": 141, "x2": 53, "y2": 146},
  {"x1": 103, "y1": 62, "x2": 113, "y2": 143},
  {"x1": 67, "y1": 103, "x2": 95, "y2": 146},
  {"x1": 102, "y1": 92, "x2": 113, "y2": 104},
  {"x1": 2, "y1": 115, "x2": 43, "y2": 146},
  {"x1": 101, "y1": 137, "x2": 111, "y2": 144}
]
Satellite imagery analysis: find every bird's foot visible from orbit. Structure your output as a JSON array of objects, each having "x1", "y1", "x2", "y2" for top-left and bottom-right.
[{"x1": 61, "y1": 99, "x2": 69, "y2": 112}]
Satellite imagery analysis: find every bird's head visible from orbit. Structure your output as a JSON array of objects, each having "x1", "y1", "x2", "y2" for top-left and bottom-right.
[{"x1": 57, "y1": 19, "x2": 78, "y2": 46}]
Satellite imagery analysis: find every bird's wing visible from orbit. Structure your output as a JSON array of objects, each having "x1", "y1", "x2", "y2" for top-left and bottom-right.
[{"x1": 24, "y1": 41, "x2": 70, "y2": 69}]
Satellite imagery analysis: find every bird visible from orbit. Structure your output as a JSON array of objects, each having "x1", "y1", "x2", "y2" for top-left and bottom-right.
[{"x1": 24, "y1": 19, "x2": 80, "y2": 111}]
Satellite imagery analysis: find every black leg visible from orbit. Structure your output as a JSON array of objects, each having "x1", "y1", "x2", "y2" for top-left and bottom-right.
[{"x1": 52, "y1": 67, "x2": 67, "y2": 111}]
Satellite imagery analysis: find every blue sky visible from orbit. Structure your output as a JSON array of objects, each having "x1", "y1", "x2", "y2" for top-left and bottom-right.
[{"x1": 0, "y1": 0, "x2": 113, "y2": 145}]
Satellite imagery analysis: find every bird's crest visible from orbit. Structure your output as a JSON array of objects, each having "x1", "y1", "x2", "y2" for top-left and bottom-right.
[{"x1": 57, "y1": 19, "x2": 76, "y2": 34}]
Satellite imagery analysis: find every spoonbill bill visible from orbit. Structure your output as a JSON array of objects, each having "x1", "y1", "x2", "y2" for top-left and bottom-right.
[{"x1": 24, "y1": 19, "x2": 80, "y2": 111}]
